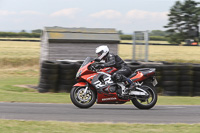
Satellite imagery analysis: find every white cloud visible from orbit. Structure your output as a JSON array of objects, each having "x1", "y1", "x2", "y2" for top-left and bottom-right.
[
  {"x1": 0, "y1": 10, "x2": 16, "y2": 15},
  {"x1": 50, "y1": 8, "x2": 81, "y2": 18},
  {"x1": 126, "y1": 10, "x2": 168, "y2": 20},
  {"x1": 90, "y1": 10, "x2": 122, "y2": 19}
]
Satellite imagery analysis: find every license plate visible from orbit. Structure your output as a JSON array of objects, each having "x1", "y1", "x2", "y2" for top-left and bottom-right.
[{"x1": 152, "y1": 78, "x2": 158, "y2": 86}]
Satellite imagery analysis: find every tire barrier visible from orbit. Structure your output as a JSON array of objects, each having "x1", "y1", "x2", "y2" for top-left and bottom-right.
[
  {"x1": 193, "y1": 65, "x2": 200, "y2": 96},
  {"x1": 38, "y1": 61, "x2": 59, "y2": 93},
  {"x1": 161, "y1": 65, "x2": 180, "y2": 96},
  {"x1": 178, "y1": 64, "x2": 193, "y2": 96},
  {"x1": 38, "y1": 60, "x2": 200, "y2": 96},
  {"x1": 58, "y1": 61, "x2": 76, "y2": 93}
]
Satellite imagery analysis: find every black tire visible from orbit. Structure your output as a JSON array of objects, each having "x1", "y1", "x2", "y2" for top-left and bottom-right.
[
  {"x1": 59, "y1": 61, "x2": 75, "y2": 69},
  {"x1": 59, "y1": 74, "x2": 75, "y2": 80},
  {"x1": 178, "y1": 65, "x2": 193, "y2": 70},
  {"x1": 162, "y1": 70, "x2": 179, "y2": 76},
  {"x1": 41, "y1": 61, "x2": 58, "y2": 69},
  {"x1": 129, "y1": 66, "x2": 142, "y2": 72},
  {"x1": 179, "y1": 70, "x2": 193, "y2": 75},
  {"x1": 179, "y1": 86, "x2": 193, "y2": 92},
  {"x1": 162, "y1": 81, "x2": 179, "y2": 86},
  {"x1": 131, "y1": 84, "x2": 157, "y2": 110},
  {"x1": 179, "y1": 75, "x2": 193, "y2": 81},
  {"x1": 179, "y1": 81, "x2": 193, "y2": 86},
  {"x1": 193, "y1": 72, "x2": 200, "y2": 76},
  {"x1": 162, "y1": 90, "x2": 178, "y2": 96},
  {"x1": 162, "y1": 76, "x2": 179, "y2": 81},
  {"x1": 59, "y1": 69, "x2": 75, "y2": 75},
  {"x1": 39, "y1": 78, "x2": 57, "y2": 84},
  {"x1": 193, "y1": 65, "x2": 200, "y2": 71},
  {"x1": 193, "y1": 92, "x2": 200, "y2": 96},
  {"x1": 41, "y1": 68, "x2": 58, "y2": 74},
  {"x1": 59, "y1": 79, "x2": 76, "y2": 85},
  {"x1": 40, "y1": 74, "x2": 58, "y2": 80},
  {"x1": 162, "y1": 65, "x2": 179, "y2": 70},
  {"x1": 194, "y1": 82, "x2": 200, "y2": 87},
  {"x1": 163, "y1": 86, "x2": 178, "y2": 91},
  {"x1": 179, "y1": 92, "x2": 191, "y2": 96},
  {"x1": 70, "y1": 86, "x2": 96, "y2": 108}
]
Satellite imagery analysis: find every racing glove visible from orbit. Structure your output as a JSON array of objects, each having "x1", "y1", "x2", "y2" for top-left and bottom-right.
[{"x1": 94, "y1": 64, "x2": 105, "y2": 69}]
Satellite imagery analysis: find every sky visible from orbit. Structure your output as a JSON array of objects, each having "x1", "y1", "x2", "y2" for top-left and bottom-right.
[{"x1": 0, "y1": 0, "x2": 186, "y2": 33}]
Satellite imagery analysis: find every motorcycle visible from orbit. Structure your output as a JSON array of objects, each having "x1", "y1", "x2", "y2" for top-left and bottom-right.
[{"x1": 70, "y1": 57, "x2": 158, "y2": 109}]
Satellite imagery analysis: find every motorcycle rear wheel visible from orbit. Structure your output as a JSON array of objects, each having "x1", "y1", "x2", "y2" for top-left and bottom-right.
[
  {"x1": 131, "y1": 84, "x2": 157, "y2": 109},
  {"x1": 70, "y1": 86, "x2": 96, "y2": 108}
]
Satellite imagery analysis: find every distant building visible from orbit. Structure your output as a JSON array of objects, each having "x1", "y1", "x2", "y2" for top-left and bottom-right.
[{"x1": 40, "y1": 26, "x2": 120, "y2": 62}]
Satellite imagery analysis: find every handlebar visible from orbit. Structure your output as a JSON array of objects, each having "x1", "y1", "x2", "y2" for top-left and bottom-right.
[{"x1": 89, "y1": 63, "x2": 100, "y2": 72}]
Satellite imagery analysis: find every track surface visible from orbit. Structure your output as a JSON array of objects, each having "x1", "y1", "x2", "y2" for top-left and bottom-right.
[{"x1": 0, "y1": 102, "x2": 200, "y2": 124}]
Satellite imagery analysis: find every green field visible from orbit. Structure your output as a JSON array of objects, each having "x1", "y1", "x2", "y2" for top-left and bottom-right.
[{"x1": 0, "y1": 119, "x2": 200, "y2": 133}]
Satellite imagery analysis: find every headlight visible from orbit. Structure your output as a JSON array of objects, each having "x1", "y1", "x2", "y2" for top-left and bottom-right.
[{"x1": 76, "y1": 70, "x2": 82, "y2": 79}]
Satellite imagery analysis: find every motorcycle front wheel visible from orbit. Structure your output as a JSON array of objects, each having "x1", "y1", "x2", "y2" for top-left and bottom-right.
[
  {"x1": 70, "y1": 86, "x2": 96, "y2": 108},
  {"x1": 131, "y1": 84, "x2": 157, "y2": 109}
]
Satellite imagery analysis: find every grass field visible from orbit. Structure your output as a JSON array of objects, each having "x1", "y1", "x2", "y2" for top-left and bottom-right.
[
  {"x1": 0, "y1": 119, "x2": 200, "y2": 133},
  {"x1": 1, "y1": 41, "x2": 200, "y2": 67},
  {"x1": 118, "y1": 44, "x2": 200, "y2": 63},
  {"x1": 0, "y1": 41, "x2": 40, "y2": 67}
]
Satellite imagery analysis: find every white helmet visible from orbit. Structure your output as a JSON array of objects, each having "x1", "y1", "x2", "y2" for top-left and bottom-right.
[{"x1": 95, "y1": 45, "x2": 109, "y2": 60}]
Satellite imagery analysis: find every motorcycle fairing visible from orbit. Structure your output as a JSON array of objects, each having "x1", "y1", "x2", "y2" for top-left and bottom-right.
[
  {"x1": 100, "y1": 67, "x2": 117, "y2": 74},
  {"x1": 135, "y1": 68, "x2": 156, "y2": 77},
  {"x1": 97, "y1": 92, "x2": 129, "y2": 103},
  {"x1": 129, "y1": 68, "x2": 156, "y2": 82},
  {"x1": 91, "y1": 72, "x2": 114, "y2": 93},
  {"x1": 74, "y1": 82, "x2": 87, "y2": 87}
]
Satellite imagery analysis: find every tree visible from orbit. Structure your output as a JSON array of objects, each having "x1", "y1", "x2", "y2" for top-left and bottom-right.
[
  {"x1": 118, "y1": 30, "x2": 123, "y2": 35},
  {"x1": 164, "y1": 0, "x2": 200, "y2": 44},
  {"x1": 32, "y1": 29, "x2": 42, "y2": 33},
  {"x1": 149, "y1": 30, "x2": 168, "y2": 36},
  {"x1": 20, "y1": 30, "x2": 26, "y2": 33}
]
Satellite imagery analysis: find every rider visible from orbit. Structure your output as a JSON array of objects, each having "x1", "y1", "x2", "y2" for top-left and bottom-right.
[{"x1": 94, "y1": 45, "x2": 135, "y2": 93}]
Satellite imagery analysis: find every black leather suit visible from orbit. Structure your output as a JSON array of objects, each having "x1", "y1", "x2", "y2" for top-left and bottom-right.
[{"x1": 101, "y1": 53, "x2": 132, "y2": 83}]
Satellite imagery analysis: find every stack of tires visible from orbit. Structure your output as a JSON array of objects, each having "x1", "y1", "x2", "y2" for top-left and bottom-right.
[
  {"x1": 162, "y1": 65, "x2": 179, "y2": 96},
  {"x1": 193, "y1": 65, "x2": 200, "y2": 96},
  {"x1": 144, "y1": 64, "x2": 163, "y2": 93},
  {"x1": 38, "y1": 61, "x2": 59, "y2": 93},
  {"x1": 58, "y1": 61, "x2": 77, "y2": 93},
  {"x1": 178, "y1": 64, "x2": 193, "y2": 96},
  {"x1": 128, "y1": 62, "x2": 144, "y2": 72}
]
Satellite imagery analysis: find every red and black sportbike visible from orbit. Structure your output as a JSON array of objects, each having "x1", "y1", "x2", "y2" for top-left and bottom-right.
[{"x1": 70, "y1": 57, "x2": 158, "y2": 109}]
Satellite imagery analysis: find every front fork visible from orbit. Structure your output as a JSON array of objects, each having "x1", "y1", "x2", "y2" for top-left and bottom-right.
[{"x1": 82, "y1": 83, "x2": 89, "y2": 96}]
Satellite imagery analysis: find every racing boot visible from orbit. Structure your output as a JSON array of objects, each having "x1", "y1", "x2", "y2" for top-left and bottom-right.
[{"x1": 124, "y1": 82, "x2": 136, "y2": 94}]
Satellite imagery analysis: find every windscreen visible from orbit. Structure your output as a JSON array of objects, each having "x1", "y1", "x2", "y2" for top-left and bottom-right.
[{"x1": 80, "y1": 57, "x2": 94, "y2": 68}]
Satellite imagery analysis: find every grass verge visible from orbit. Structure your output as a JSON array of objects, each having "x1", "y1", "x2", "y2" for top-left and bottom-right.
[{"x1": 0, "y1": 119, "x2": 200, "y2": 133}]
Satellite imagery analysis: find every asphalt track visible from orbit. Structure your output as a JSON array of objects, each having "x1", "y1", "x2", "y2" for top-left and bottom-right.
[{"x1": 0, "y1": 102, "x2": 200, "y2": 124}]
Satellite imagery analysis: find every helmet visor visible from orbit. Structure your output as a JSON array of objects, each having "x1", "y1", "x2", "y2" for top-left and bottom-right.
[{"x1": 97, "y1": 50, "x2": 103, "y2": 57}]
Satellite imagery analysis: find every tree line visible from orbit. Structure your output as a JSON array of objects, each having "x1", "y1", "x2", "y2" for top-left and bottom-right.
[
  {"x1": 0, "y1": 29, "x2": 168, "y2": 41},
  {"x1": 0, "y1": 29, "x2": 41, "y2": 38}
]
